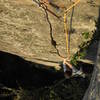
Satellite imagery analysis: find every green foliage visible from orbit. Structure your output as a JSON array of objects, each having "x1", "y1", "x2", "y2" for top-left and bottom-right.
[
  {"x1": 71, "y1": 53, "x2": 79, "y2": 66},
  {"x1": 71, "y1": 49, "x2": 86, "y2": 66},
  {"x1": 71, "y1": 32, "x2": 90, "y2": 66},
  {"x1": 79, "y1": 50, "x2": 86, "y2": 59},
  {"x1": 82, "y1": 32, "x2": 90, "y2": 39}
]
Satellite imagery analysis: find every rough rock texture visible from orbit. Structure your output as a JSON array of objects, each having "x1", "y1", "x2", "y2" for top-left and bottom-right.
[
  {"x1": 83, "y1": 7, "x2": 100, "y2": 100},
  {"x1": 0, "y1": 1, "x2": 100, "y2": 100},
  {"x1": 83, "y1": 41, "x2": 100, "y2": 100},
  {"x1": 0, "y1": 0, "x2": 100, "y2": 68}
]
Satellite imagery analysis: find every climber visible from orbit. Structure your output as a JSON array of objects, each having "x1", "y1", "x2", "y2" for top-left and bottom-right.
[{"x1": 63, "y1": 59, "x2": 84, "y2": 78}]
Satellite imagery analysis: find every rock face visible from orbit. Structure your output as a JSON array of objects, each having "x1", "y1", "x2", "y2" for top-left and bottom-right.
[
  {"x1": 0, "y1": 1, "x2": 100, "y2": 99},
  {"x1": 83, "y1": 7, "x2": 100, "y2": 100},
  {"x1": 0, "y1": 0, "x2": 100, "y2": 67},
  {"x1": 83, "y1": 41, "x2": 100, "y2": 100}
]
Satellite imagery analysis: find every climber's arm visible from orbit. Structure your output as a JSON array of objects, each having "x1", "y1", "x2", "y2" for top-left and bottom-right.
[{"x1": 63, "y1": 59, "x2": 73, "y2": 69}]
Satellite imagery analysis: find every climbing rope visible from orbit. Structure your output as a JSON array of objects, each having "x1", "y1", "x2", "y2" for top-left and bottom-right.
[
  {"x1": 32, "y1": 0, "x2": 85, "y2": 78},
  {"x1": 63, "y1": 0, "x2": 86, "y2": 78},
  {"x1": 33, "y1": 0, "x2": 66, "y2": 59},
  {"x1": 32, "y1": 0, "x2": 80, "y2": 62},
  {"x1": 65, "y1": 0, "x2": 80, "y2": 13},
  {"x1": 64, "y1": 0, "x2": 80, "y2": 61}
]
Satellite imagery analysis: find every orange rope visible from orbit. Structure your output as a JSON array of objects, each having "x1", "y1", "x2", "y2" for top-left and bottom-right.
[
  {"x1": 64, "y1": 0, "x2": 80, "y2": 62},
  {"x1": 65, "y1": 0, "x2": 80, "y2": 13},
  {"x1": 64, "y1": 12, "x2": 70, "y2": 60},
  {"x1": 33, "y1": 0, "x2": 80, "y2": 63},
  {"x1": 41, "y1": 0, "x2": 80, "y2": 62}
]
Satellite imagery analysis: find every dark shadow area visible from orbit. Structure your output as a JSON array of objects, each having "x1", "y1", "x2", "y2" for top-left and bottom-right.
[
  {"x1": 0, "y1": 50, "x2": 94, "y2": 100},
  {"x1": 84, "y1": 6, "x2": 100, "y2": 61},
  {"x1": 77, "y1": 61, "x2": 94, "y2": 74},
  {"x1": 82, "y1": 7, "x2": 100, "y2": 100},
  {"x1": 0, "y1": 50, "x2": 64, "y2": 89}
]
